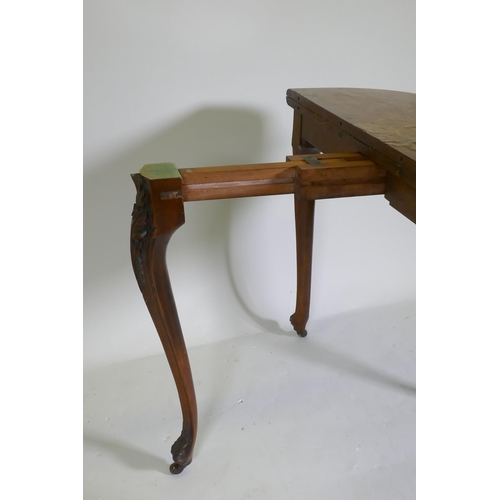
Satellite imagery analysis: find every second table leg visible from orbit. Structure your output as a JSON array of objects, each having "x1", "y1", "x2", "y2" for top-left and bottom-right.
[{"x1": 290, "y1": 194, "x2": 315, "y2": 337}]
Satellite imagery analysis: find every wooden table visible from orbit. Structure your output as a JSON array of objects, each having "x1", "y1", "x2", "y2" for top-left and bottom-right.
[
  {"x1": 130, "y1": 88, "x2": 416, "y2": 474},
  {"x1": 287, "y1": 88, "x2": 415, "y2": 223}
]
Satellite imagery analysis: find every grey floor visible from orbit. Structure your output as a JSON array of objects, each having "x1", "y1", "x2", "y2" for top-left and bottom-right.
[{"x1": 83, "y1": 300, "x2": 415, "y2": 500}]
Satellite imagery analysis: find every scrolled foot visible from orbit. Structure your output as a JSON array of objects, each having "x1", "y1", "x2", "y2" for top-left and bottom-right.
[
  {"x1": 169, "y1": 426, "x2": 194, "y2": 473},
  {"x1": 169, "y1": 462, "x2": 185, "y2": 474},
  {"x1": 290, "y1": 314, "x2": 308, "y2": 338}
]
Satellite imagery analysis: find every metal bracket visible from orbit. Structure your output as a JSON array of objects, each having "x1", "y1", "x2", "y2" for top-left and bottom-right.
[{"x1": 302, "y1": 156, "x2": 324, "y2": 167}]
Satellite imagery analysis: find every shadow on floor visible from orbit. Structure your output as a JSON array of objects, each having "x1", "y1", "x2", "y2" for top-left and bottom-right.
[{"x1": 84, "y1": 430, "x2": 167, "y2": 474}]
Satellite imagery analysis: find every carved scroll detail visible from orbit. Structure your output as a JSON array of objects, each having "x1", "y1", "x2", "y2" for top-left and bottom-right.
[
  {"x1": 171, "y1": 425, "x2": 193, "y2": 465},
  {"x1": 130, "y1": 174, "x2": 154, "y2": 289}
]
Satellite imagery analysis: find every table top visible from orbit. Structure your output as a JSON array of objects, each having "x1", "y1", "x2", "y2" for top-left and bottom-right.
[{"x1": 287, "y1": 87, "x2": 416, "y2": 175}]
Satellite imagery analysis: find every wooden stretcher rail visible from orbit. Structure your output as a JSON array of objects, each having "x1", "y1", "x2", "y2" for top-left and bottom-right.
[
  {"x1": 179, "y1": 162, "x2": 296, "y2": 201},
  {"x1": 177, "y1": 153, "x2": 387, "y2": 202}
]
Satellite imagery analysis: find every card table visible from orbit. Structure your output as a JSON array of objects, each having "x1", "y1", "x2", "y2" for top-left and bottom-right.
[{"x1": 130, "y1": 88, "x2": 416, "y2": 473}]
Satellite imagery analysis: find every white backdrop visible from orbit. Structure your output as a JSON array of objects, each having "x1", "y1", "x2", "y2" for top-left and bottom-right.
[{"x1": 84, "y1": 0, "x2": 416, "y2": 371}]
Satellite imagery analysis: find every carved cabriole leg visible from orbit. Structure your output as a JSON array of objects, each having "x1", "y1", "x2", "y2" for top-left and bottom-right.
[{"x1": 130, "y1": 164, "x2": 197, "y2": 475}]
